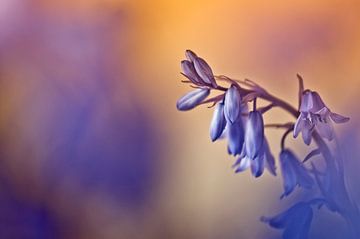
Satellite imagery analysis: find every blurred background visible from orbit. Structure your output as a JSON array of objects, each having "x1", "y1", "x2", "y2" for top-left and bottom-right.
[{"x1": 0, "y1": 0, "x2": 359, "y2": 238}]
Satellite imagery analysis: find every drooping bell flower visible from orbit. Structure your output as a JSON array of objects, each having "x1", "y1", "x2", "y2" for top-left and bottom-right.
[
  {"x1": 294, "y1": 90, "x2": 349, "y2": 145},
  {"x1": 209, "y1": 102, "x2": 227, "y2": 142},
  {"x1": 233, "y1": 138, "x2": 276, "y2": 177},
  {"x1": 193, "y1": 57, "x2": 217, "y2": 88},
  {"x1": 250, "y1": 152, "x2": 265, "y2": 177},
  {"x1": 185, "y1": 49, "x2": 197, "y2": 62},
  {"x1": 227, "y1": 117, "x2": 245, "y2": 156},
  {"x1": 224, "y1": 85, "x2": 241, "y2": 124},
  {"x1": 279, "y1": 149, "x2": 313, "y2": 198},
  {"x1": 176, "y1": 88, "x2": 210, "y2": 111},
  {"x1": 261, "y1": 202, "x2": 313, "y2": 239},
  {"x1": 181, "y1": 60, "x2": 203, "y2": 85},
  {"x1": 245, "y1": 110, "x2": 264, "y2": 159}
]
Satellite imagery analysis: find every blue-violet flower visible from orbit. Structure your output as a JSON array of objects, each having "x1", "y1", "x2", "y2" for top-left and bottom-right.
[
  {"x1": 245, "y1": 110, "x2": 264, "y2": 159},
  {"x1": 224, "y1": 85, "x2": 242, "y2": 124},
  {"x1": 279, "y1": 149, "x2": 314, "y2": 198},
  {"x1": 261, "y1": 202, "x2": 313, "y2": 239},
  {"x1": 210, "y1": 102, "x2": 227, "y2": 141},
  {"x1": 176, "y1": 88, "x2": 210, "y2": 111},
  {"x1": 294, "y1": 90, "x2": 349, "y2": 145}
]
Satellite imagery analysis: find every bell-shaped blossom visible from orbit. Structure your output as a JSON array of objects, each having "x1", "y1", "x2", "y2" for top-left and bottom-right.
[
  {"x1": 176, "y1": 88, "x2": 210, "y2": 111},
  {"x1": 245, "y1": 110, "x2": 264, "y2": 159},
  {"x1": 185, "y1": 49, "x2": 197, "y2": 62},
  {"x1": 261, "y1": 202, "x2": 313, "y2": 239},
  {"x1": 224, "y1": 85, "x2": 242, "y2": 124},
  {"x1": 181, "y1": 60, "x2": 203, "y2": 85},
  {"x1": 279, "y1": 149, "x2": 314, "y2": 198},
  {"x1": 193, "y1": 57, "x2": 217, "y2": 88},
  {"x1": 250, "y1": 152, "x2": 265, "y2": 177},
  {"x1": 294, "y1": 90, "x2": 349, "y2": 144},
  {"x1": 227, "y1": 117, "x2": 245, "y2": 156},
  {"x1": 210, "y1": 102, "x2": 227, "y2": 141},
  {"x1": 180, "y1": 50, "x2": 217, "y2": 87},
  {"x1": 233, "y1": 138, "x2": 276, "y2": 177}
]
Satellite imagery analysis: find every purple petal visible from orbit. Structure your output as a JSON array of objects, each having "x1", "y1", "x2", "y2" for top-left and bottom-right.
[
  {"x1": 251, "y1": 154, "x2": 265, "y2": 178},
  {"x1": 245, "y1": 111, "x2": 264, "y2": 159},
  {"x1": 293, "y1": 113, "x2": 305, "y2": 138},
  {"x1": 181, "y1": 60, "x2": 202, "y2": 84},
  {"x1": 301, "y1": 119, "x2": 313, "y2": 145},
  {"x1": 330, "y1": 112, "x2": 350, "y2": 124},
  {"x1": 210, "y1": 102, "x2": 227, "y2": 141},
  {"x1": 279, "y1": 150, "x2": 298, "y2": 197},
  {"x1": 224, "y1": 85, "x2": 241, "y2": 124},
  {"x1": 238, "y1": 141, "x2": 247, "y2": 159},
  {"x1": 294, "y1": 169, "x2": 314, "y2": 189},
  {"x1": 283, "y1": 204, "x2": 313, "y2": 239},
  {"x1": 289, "y1": 157, "x2": 314, "y2": 189},
  {"x1": 185, "y1": 49, "x2": 197, "y2": 62},
  {"x1": 261, "y1": 214, "x2": 287, "y2": 229},
  {"x1": 281, "y1": 149, "x2": 313, "y2": 193},
  {"x1": 299, "y1": 90, "x2": 313, "y2": 112},
  {"x1": 217, "y1": 123, "x2": 228, "y2": 140},
  {"x1": 227, "y1": 118, "x2": 245, "y2": 155},
  {"x1": 176, "y1": 88, "x2": 210, "y2": 111},
  {"x1": 234, "y1": 156, "x2": 251, "y2": 173},
  {"x1": 261, "y1": 202, "x2": 309, "y2": 230},
  {"x1": 193, "y1": 57, "x2": 217, "y2": 88},
  {"x1": 315, "y1": 107, "x2": 330, "y2": 118},
  {"x1": 310, "y1": 91, "x2": 327, "y2": 113},
  {"x1": 315, "y1": 120, "x2": 334, "y2": 141}
]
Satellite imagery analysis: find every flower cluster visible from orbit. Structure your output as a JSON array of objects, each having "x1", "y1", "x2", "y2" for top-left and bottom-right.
[
  {"x1": 177, "y1": 51, "x2": 277, "y2": 178},
  {"x1": 176, "y1": 50, "x2": 217, "y2": 111},
  {"x1": 176, "y1": 50, "x2": 355, "y2": 239}
]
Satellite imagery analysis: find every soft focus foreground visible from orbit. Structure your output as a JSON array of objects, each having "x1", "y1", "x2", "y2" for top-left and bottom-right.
[{"x1": 0, "y1": 1, "x2": 360, "y2": 239}]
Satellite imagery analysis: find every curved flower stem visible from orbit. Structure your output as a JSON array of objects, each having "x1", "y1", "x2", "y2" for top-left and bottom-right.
[
  {"x1": 265, "y1": 122, "x2": 294, "y2": 129},
  {"x1": 280, "y1": 128, "x2": 293, "y2": 150},
  {"x1": 259, "y1": 92, "x2": 299, "y2": 118}
]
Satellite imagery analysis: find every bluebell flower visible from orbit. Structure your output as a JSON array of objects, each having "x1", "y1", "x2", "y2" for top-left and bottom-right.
[
  {"x1": 181, "y1": 60, "x2": 203, "y2": 85},
  {"x1": 210, "y1": 102, "x2": 227, "y2": 141},
  {"x1": 245, "y1": 110, "x2": 264, "y2": 159},
  {"x1": 224, "y1": 85, "x2": 242, "y2": 124},
  {"x1": 234, "y1": 138, "x2": 276, "y2": 177},
  {"x1": 250, "y1": 151, "x2": 265, "y2": 177},
  {"x1": 181, "y1": 50, "x2": 217, "y2": 88},
  {"x1": 261, "y1": 202, "x2": 313, "y2": 239},
  {"x1": 185, "y1": 49, "x2": 197, "y2": 62},
  {"x1": 193, "y1": 56, "x2": 217, "y2": 88},
  {"x1": 233, "y1": 152, "x2": 251, "y2": 173},
  {"x1": 227, "y1": 116, "x2": 245, "y2": 156},
  {"x1": 280, "y1": 149, "x2": 314, "y2": 198},
  {"x1": 294, "y1": 90, "x2": 349, "y2": 145},
  {"x1": 176, "y1": 88, "x2": 210, "y2": 111}
]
